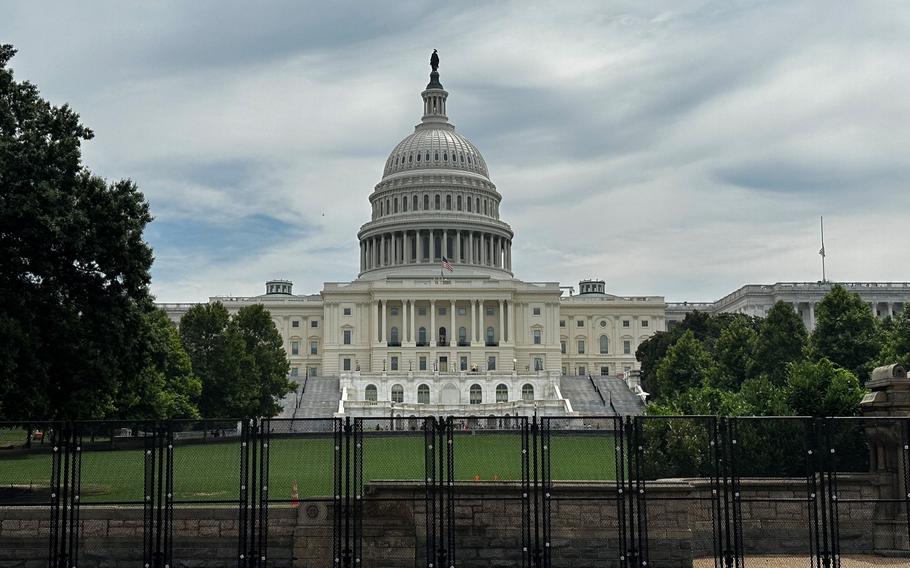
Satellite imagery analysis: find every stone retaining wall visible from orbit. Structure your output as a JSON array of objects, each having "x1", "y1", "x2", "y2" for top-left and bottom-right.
[{"x1": 2, "y1": 476, "x2": 906, "y2": 567}]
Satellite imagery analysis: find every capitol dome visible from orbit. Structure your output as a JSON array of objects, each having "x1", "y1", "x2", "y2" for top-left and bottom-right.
[
  {"x1": 357, "y1": 53, "x2": 513, "y2": 281},
  {"x1": 382, "y1": 127, "x2": 489, "y2": 179}
]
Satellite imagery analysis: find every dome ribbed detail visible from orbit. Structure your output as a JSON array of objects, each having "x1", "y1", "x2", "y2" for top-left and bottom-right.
[{"x1": 383, "y1": 127, "x2": 489, "y2": 179}]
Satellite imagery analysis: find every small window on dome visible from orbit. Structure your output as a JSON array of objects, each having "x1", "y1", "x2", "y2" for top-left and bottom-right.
[
  {"x1": 443, "y1": 152, "x2": 447, "y2": 161},
  {"x1": 435, "y1": 152, "x2": 439, "y2": 160},
  {"x1": 425, "y1": 152, "x2": 430, "y2": 161},
  {"x1": 409, "y1": 154, "x2": 413, "y2": 163},
  {"x1": 460, "y1": 154, "x2": 464, "y2": 162},
  {"x1": 417, "y1": 153, "x2": 421, "y2": 162},
  {"x1": 467, "y1": 155, "x2": 472, "y2": 164}
]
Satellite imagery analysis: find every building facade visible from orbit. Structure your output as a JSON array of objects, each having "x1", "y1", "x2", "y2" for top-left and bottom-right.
[{"x1": 158, "y1": 57, "x2": 909, "y2": 417}]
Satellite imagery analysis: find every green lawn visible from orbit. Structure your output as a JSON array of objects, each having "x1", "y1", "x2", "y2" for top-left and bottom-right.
[{"x1": 0, "y1": 433, "x2": 617, "y2": 503}]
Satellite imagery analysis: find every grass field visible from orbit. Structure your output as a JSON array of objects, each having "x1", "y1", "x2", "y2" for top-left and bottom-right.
[{"x1": 0, "y1": 432, "x2": 618, "y2": 503}]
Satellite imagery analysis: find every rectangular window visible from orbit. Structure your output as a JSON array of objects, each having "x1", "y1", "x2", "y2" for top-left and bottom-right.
[
  {"x1": 577, "y1": 320, "x2": 584, "y2": 327},
  {"x1": 291, "y1": 341, "x2": 300, "y2": 356},
  {"x1": 307, "y1": 366, "x2": 317, "y2": 377},
  {"x1": 390, "y1": 307, "x2": 399, "y2": 316},
  {"x1": 486, "y1": 307, "x2": 495, "y2": 316},
  {"x1": 391, "y1": 356, "x2": 399, "y2": 371},
  {"x1": 419, "y1": 356, "x2": 427, "y2": 371},
  {"x1": 578, "y1": 339, "x2": 585, "y2": 354},
  {"x1": 292, "y1": 320, "x2": 300, "y2": 328},
  {"x1": 343, "y1": 307, "x2": 352, "y2": 316},
  {"x1": 460, "y1": 356, "x2": 468, "y2": 371},
  {"x1": 439, "y1": 307, "x2": 447, "y2": 316},
  {"x1": 310, "y1": 340, "x2": 318, "y2": 355},
  {"x1": 577, "y1": 366, "x2": 586, "y2": 376},
  {"x1": 418, "y1": 307, "x2": 427, "y2": 316},
  {"x1": 560, "y1": 340, "x2": 566, "y2": 354},
  {"x1": 311, "y1": 320, "x2": 318, "y2": 328},
  {"x1": 642, "y1": 320, "x2": 649, "y2": 327},
  {"x1": 457, "y1": 307, "x2": 466, "y2": 316},
  {"x1": 622, "y1": 320, "x2": 630, "y2": 328},
  {"x1": 600, "y1": 366, "x2": 609, "y2": 376},
  {"x1": 291, "y1": 367, "x2": 299, "y2": 377},
  {"x1": 559, "y1": 320, "x2": 566, "y2": 327},
  {"x1": 343, "y1": 330, "x2": 352, "y2": 345},
  {"x1": 534, "y1": 357, "x2": 543, "y2": 371},
  {"x1": 532, "y1": 307, "x2": 541, "y2": 316},
  {"x1": 623, "y1": 340, "x2": 631, "y2": 354},
  {"x1": 487, "y1": 356, "x2": 496, "y2": 371},
  {"x1": 343, "y1": 358, "x2": 352, "y2": 371},
  {"x1": 533, "y1": 329, "x2": 542, "y2": 345}
]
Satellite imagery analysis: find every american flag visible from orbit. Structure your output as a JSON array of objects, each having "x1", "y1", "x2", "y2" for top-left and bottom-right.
[{"x1": 441, "y1": 256, "x2": 454, "y2": 272}]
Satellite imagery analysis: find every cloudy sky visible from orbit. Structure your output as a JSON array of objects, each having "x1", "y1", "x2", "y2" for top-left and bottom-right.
[{"x1": 5, "y1": 1, "x2": 909, "y2": 302}]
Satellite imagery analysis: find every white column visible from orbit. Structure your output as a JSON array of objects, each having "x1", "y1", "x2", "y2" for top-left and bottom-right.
[
  {"x1": 509, "y1": 298, "x2": 515, "y2": 344},
  {"x1": 442, "y1": 229, "x2": 448, "y2": 260},
  {"x1": 430, "y1": 229, "x2": 435, "y2": 260},
  {"x1": 410, "y1": 300, "x2": 416, "y2": 343},
  {"x1": 809, "y1": 302, "x2": 815, "y2": 330},
  {"x1": 381, "y1": 300, "x2": 387, "y2": 344},
  {"x1": 456, "y1": 230, "x2": 461, "y2": 262},
  {"x1": 372, "y1": 300, "x2": 379, "y2": 344},
  {"x1": 888, "y1": 302, "x2": 894, "y2": 318},
  {"x1": 430, "y1": 300, "x2": 437, "y2": 346},
  {"x1": 471, "y1": 299, "x2": 477, "y2": 343},
  {"x1": 498, "y1": 299, "x2": 504, "y2": 344},
  {"x1": 450, "y1": 300, "x2": 456, "y2": 346}
]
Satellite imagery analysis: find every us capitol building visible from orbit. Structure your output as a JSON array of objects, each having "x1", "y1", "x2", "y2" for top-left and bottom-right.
[{"x1": 161, "y1": 55, "x2": 910, "y2": 418}]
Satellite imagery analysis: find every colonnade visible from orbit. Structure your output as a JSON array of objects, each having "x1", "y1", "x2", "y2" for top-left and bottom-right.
[
  {"x1": 371, "y1": 298, "x2": 512, "y2": 347},
  {"x1": 360, "y1": 229, "x2": 512, "y2": 272}
]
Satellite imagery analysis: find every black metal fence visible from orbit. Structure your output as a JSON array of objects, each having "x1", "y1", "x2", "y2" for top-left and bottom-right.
[{"x1": 1, "y1": 416, "x2": 908, "y2": 567}]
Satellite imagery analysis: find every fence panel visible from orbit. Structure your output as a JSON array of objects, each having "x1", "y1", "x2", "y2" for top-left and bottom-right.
[
  {"x1": 824, "y1": 417, "x2": 910, "y2": 565},
  {"x1": 71, "y1": 421, "x2": 158, "y2": 567},
  {"x1": 448, "y1": 415, "x2": 530, "y2": 568},
  {"x1": 729, "y1": 417, "x2": 819, "y2": 568},
  {"x1": 261, "y1": 417, "x2": 342, "y2": 567},
  {"x1": 0, "y1": 421, "x2": 63, "y2": 567},
  {"x1": 354, "y1": 416, "x2": 434, "y2": 568},
  {"x1": 541, "y1": 416, "x2": 624, "y2": 568},
  {"x1": 632, "y1": 415, "x2": 723, "y2": 568},
  {"x1": 167, "y1": 419, "x2": 247, "y2": 567}
]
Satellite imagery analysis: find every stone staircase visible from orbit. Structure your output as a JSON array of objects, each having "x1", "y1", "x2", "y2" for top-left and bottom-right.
[
  {"x1": 558, "y1": 375, "x2": 644, "y2": 416},
  {"x1": 292, "y1": 376, "x2": 341, "y2": 418}
]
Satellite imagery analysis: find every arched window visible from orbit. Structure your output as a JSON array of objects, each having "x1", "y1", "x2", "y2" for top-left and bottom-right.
[
  {"x1": 458, "y1": 326, "x2": 467, "y2": 345},
  {"x1": 470, "y1": 384, "x2": 482, "y2": 405},
  {"x1": 418, "y1": 327, "x2": 427, "y2": 345},
  {"x1": 424, "y1": 195, "x2": 429, "y2": 210},
  {"x1": 438, "y1": 327, "x2": 447, "y2": 345},
  {"x1": 394, "y1": 198, "x2": 398, "y2": 213},
  {"x1": 390, "y1": 327, "x2": 399, "y2": 344},
  {"x1": 457, "y1": 195, "x2": 462, "y2": 210},
  {"x1": 476, "y1": 198, "x2": 480, "y2": 212},
  {"x1": 467, "y1": 198, "x2": 472, "y2": 212},
  {"x1": 496, "y1": 384, "x2": 508, "y2": 403},
  {"x1": 484, "y1": 200, "x2": 488, "y2": 215},
  {"x1": 434, "y1": 195, "x2": 440, "y2": 210},
  {"x1": 600, "y1": 335, "x2": 609, "y2": 354},
  {"x1": 417, "y1": 152, "x2": 421, "y2": 162},
  {"x1": 409, "y1": 154, "x2": 413, "y2": 163},
  {"x1": 391, "y1": 384, "x2": 404, "y2": 403},
  {"x1": 486, "y1": 326, "x2": 495, "y2": 345},
  {"x1": 365, "y1": 384, "x2": 377, "y2": 402},
  {"x1": 418, "y1": 384, "x2": 430, "y2": 404},
  {"x1": 446, "y1": 195, "x2": 452, "y2": 210},
  {"x1": 413, "y1": 195, "x2": 418, "y2": 210},
  {"x1": 522, "y1": 384, "x2": 534, "y2": 401},
  {"x1": 443, "y1": 152, "x2": 448, "y2": 161},
  {"x1": 425, "y1": 152, "x2": 430, "y2": 161},
  {"x1": 402, "y1": 198, "x2": 407, "y2": 212},
  {"x1": 379, "y1": 201, "x2": 383, "y2": 215},
  {"x1": 434, "y1": 152, "x2": 439, "y2": 160}
]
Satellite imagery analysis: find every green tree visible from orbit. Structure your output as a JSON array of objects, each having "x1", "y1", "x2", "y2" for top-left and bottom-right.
[
  {"x1": 0, "y1": 45, "x2": 156, "y2": 419},
  {"x1": 752, "y1": 301, "x2": 807, "y2": 385},
  {"x1": 810, "y1": 285, "x2": 878, "y2": 381},
  {"x1": 711, "y1": 315, "x2": 757, "y2": 389},
  {"x1": 738, "y1": 376, "x2": 791, "y2": 416},
  {"x1": 232, "y1": 304, "x2": 294, "y2": 417},
  {"x1": 877, "y1": 308, "x2": 910, "y2": 366},
  {"x1": 655, "y1": 330, "x2": 716, "y2": 398},
  {"x1": 180, "y1": 302, "x2": 294, "y2": 418},
  {"x1": 116, "y1": 309, "x2": 201, "y2": 419},
  {"x1": 785, "y1": 358, "x2": 865, "y2": 417}
]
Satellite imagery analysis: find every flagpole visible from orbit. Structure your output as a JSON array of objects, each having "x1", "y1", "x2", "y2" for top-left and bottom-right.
[{"x1": 819, "y1": 216, "x2": 826, "y2": 283}]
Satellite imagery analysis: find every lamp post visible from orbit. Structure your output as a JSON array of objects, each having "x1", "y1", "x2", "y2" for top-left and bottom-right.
[{"x1": 513, "y1": 358, "x2": 517, "y2": 372}]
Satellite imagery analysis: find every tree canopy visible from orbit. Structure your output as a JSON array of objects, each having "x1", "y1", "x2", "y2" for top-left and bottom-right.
[
  {"x1": 180, "y1": 302, "x2": 295, "y2": 418},
  {"x1": 0, "y1": 44, "x2": 165, "y2": 420},
  {"x1": 810, "y1": 284, "x2": 878, "y2": 381}
]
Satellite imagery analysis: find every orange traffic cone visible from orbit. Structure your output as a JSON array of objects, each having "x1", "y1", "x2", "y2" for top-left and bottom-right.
[
  {"x1": 291, "y1": 480, "x2": 300, "y2": 509},
  {"x1": 473, "y1": 474, "x2": 480, "y2": 481}
]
